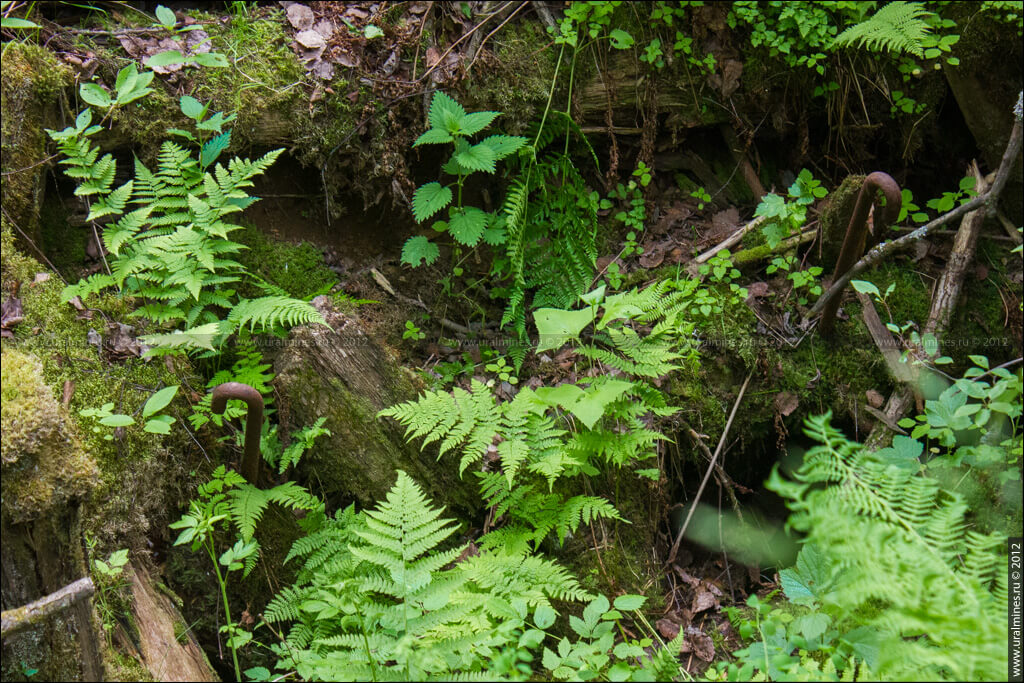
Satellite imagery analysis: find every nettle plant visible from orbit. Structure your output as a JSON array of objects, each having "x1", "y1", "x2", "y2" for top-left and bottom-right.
[
  {"x1": 401, "y1": 92, "x2": 527, "y2": 271},
  {"x1": 48, "y1": 65, "x2": 323, "y2": 355}
]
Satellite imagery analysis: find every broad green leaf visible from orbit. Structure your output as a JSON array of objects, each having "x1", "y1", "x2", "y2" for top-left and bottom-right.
[
  {"x1": 534, "y1": 307, "x2": 596, "y2": 352},
  {"x1": 2, "y1": 17, "x2": 40, "y2": 28},
  {"x1": 459, "y1": 110, "x2": 500, "y2": 135},
  {"x1": 401, "y1": 236, "x2": 440, "y2": 267},
  {"x1": 413, "y1": 128, "x2": 454, "y2": 146},
  {"x1": 363, "y1": 24, "x2": 384, "y2": 39},
  {"x1": 80, "y1": 84, "x2": 112, "y2": 108},
  {"x1": 192, "y1": 52, "x2": 229, "y2": 68},
  {"x1": 155, "y1": 4, "x2": 177, "y2": 28},
  {"x1": 115, "y1": 64, "x2": 139, "y2": 94},
  {"x1": 793, "y1": 613, "x2": 831, "y2": 641},
  {"x1": 147, "y1": 50, "x2": 185, "y2": 68},
  {"x1": 570, "y1": 380, "x2": 633, "y2": 429},
  {"x1": 454, "y1": 141, "x2": 497, "y2": 173},
  {"x1": 534, "y1": 604, "x2": 557, "y2": 629},
  {"x1": 428, "y1": 92, "x2": 466, "y2": 134},
  {"x1": 411, "y1": 182, "x2": 452, "y2": 222},
  {"x1": 448, "y1": 207, "x2": 487, "y2": 246},
  {"x1": 850, "y1": 280, "x2": 880, "y2": 297},
  {"x1": 108, "y1": 549, "x2": 130, "y2": 567},
  {"x1": 99, "y1": 414, "x2": 135, "y2": 427},
  {"x1": 613, "y1": 594, "x2": 646, "y2": 611},
  {"x1": 180, "y1": 94, "x2": 205, "y2": 119},
  {"x1": 609, "y1": 29, "x2": 634, "y2": 49},
  {"x1": 144, "y1": 416, "x2": 174, "y2": 434},
  {"x1": 143, "y1": 385, "x2": 179, "y2": 418}
]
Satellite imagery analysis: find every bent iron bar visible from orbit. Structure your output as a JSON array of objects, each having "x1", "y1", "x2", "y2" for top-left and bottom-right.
[
  {"x1": 211, "y1": 382, "x2": 264, "y2": 484},
  {"x1": 819, "y1": 171, "x2": 902, "y2": 336}
]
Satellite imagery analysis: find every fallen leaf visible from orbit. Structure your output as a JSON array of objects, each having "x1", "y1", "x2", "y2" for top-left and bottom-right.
[
  {"x1": 774, "y1": 391, "x2": 799, "y2": 417},
  {"x1": 286, "y1": 3, "x2": 315, "y2": 30},
  {"x1": 747, "y1": 281, "x2": 770, "y2": 298},
  {"x1": 62, "y1": 380, "x2": 75, "y2": 409},
  {"x1": 680, "y1": 626, "x2": 715, "y2": 661},
  {"x1": 32, "y1": 272, "x2": 50, "y2": 285},
  {"x1": 296, "y1": 29, "x2": 326, "y2": 49},
  {"x1": 87, "y1": 328, "x2": 102, "y2": 351},
  {"x1": 866, "y1": 389, "x2": 885, "y2": 408},
  {"x1": 691, "y1": 588, "x2": 719, "y2": 614},
  {"x1": 312, "y1": 18, "x2": 335, "y2": 41},
  {"x1": 310, "y1": 59, "x2": 335, "y2": 79},
  {"x1": 1, "y1": 295, "x2": 24, "y2": 337},
  {"x1": 656, "y1": 618, "x2": 681, "y2": 640}
]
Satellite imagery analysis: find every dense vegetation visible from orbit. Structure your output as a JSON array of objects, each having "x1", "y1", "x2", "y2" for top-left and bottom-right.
[{"x1": 1, "y1": 1, "x2": 1021, "y2": 682}]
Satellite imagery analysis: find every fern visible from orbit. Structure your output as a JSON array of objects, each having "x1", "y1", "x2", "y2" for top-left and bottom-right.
[
  {"x1": 48, "y1": 100, "x2": 322, "y2": 354},
  {"x1": 833, "y1": 1, "x2": 934, "y2": 57},
  {"x1": 767, "y1": 412, "x2": 1008, "y2": 681}
]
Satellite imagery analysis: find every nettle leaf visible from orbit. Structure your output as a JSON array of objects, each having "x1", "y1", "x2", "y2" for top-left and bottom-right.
[
  {"x1": 755, "y1": 192, "x2": 788, "y2": 219},
  {"x1": 401, "y1": 236, "x2": 440, "y2": 267},
  {"x1": 411, "y1": 182, "x2": 453, "y2": 223},
  {"x1": 448, "y1": 207, "x2": 487, "y2": 247},
  {"x1": 413, "y1": 128, "x2": 454, "y2": 147},
  {"x1": 459, "y1": 110, "x2": 500, "y2": 135},
  {"x1": 428, "y1": 92, "x2": 466, "y2": 134},
  {"x1": 480, "y1": 134, "x2": 528, "y2": 160},
  {"x1": 454, "y1": 141, "x2": 497, "y2": 173}
]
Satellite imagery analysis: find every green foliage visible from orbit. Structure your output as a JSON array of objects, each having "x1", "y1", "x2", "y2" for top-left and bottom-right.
[
  {"x1": 833, "y1": 1, "x2": 934, "y2": 57},
  {"x1": 189, "y1": 341, "x2": 274, "y2": 430},
  {"x1": 1, "y1": 1, "x2": 40, "y2": 30},
  {"x1": 765, "y1": 412, "x2": 1009, "y2": 681},
  {"x1": 500, "y1": 113, "x2": 601, "y2": 336},
  {"x1": 264, "y1": 470, "x2": 682, "y2": 681},
  {"x1": 170, "y1": 465, "x2": 323, "y2": 679},
  {"x1": 755, "y1": 169, "x2": 826, "y2": 248},
  {"x1": 87, "y1": 536, "x2": 130, "y2": 646},
  {"x1": 382, "y1": 283, "x2": 694, "y2": 550},
  {"x1": 47, "y1": 80, "x2": 324, "y2": 354},
  {"x1": 258, "y1": 416, "x2": 331, "y2": 474},
  {"x1": 80, "y1": 385, "x2": 179, "y2": 438},
  {"x1": 403, "y1": 92, "x2": 526, "y2": 267}
]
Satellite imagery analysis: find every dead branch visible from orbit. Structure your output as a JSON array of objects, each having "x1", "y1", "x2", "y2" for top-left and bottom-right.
[{"x1": 1, "y1": 578, "x2": 95, "y2": 638}]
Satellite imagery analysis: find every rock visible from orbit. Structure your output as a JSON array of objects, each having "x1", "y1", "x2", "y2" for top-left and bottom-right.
[{"x1": 270, "y1": 298, "x2": 480, "y2": 515}]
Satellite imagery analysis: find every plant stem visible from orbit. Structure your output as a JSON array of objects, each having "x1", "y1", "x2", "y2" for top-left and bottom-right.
[{"x1": 208, "y1": 536, "x2": 240, "y2": 680}]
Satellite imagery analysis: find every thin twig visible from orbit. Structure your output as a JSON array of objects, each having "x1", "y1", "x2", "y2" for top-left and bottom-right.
[{"x1": 666, "y1": 372, "x2": 753, "y2": 566}]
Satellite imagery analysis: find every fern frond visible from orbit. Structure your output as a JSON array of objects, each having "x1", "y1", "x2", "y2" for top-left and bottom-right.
[{"x1": 833, "y1": 1, "x2": 934, "y2": 57}]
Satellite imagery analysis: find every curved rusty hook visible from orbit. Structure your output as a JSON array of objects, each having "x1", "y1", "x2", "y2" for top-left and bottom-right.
[
  {"x1": 819, "y1": 172, "x2": 902, "y2": 336},
  {"x1": 211, "y1": 382, "x2": 264, "y2": 484}
]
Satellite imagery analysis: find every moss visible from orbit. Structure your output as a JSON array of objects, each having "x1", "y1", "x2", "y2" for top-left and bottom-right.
[
  {"x1": 464, "y1": 21, "x2": 559, "y2": 134},
  {"x1": 1, "y1": 349, "x2": 98, "y2": 524},
  {"x1": 0, "y1": 42, "x2": 73, "y2": 241},
  {"x1": 234, "y1": 224, "x2": 338, "y2": 299},
  {"x1": 818, "y1": 174, "x2": 866, "y2": 271},
  {"x1": 9, "y1": 275, "x2": 199, "y2": 549},
  {"x1": 1, "y1": 216, "x2": 42, "y2": 292}
]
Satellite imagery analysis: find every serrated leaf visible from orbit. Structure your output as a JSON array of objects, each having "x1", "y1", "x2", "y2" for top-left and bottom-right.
[
  {"x1": 609, "y1": 29, "x2": 634, "y2": 49},
  {"x1": 448, "y1": 207, "x2": 487, "y2": 247},
  {"x1": 428, "y1": 92, "x2": 466, "y2": 134},
  {"x1": 201, "y1": 131, "x2": 231, "y2": 168},
  {"x1": 411, "y1": 182, "x2": 452, "y2": 223},
  {"x1": 454, "y1": 141, "x2": 497, "y2": 173},
  {"x1": 413, "y1": 128, "x2": 454, "y2": 147},
  {"x1": 479, "y1": 134, "x2": 528, "y2": 159},
  {"x1": 459, "y1": 110, "x2": 500, "y2": 135},
  {"x1": 613, "y1": 594, "x2": 646, "y2": 611},
  {"x1": 401, "y1": 236, "x2": 440, "y2": 267},
  {"x1": 534, "y1": 604, "x2": 557, "y2": 629}
]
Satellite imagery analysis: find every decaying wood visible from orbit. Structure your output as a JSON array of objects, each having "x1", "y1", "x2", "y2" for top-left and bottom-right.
[
  {"x1": 864, "y1": 162, "x2": 992, "y2": 448},
  {"x1": 1, "y1": 577, "x2": 94, "y2": 638},
  {"x1": 693, "y1": 215, "x2": 769, "y2": 265},
  {"x1": 809, "y1": 112, "x2": 1023, "y2": 319},
  {"x1": 856, "y1": 291, "x2": 913, "y2": 383},
  {"x1": 720, "y1": 124, "x2": 766, "y2": 201},
  {"x1": 924, "y1": 161, "x2": 990, "y2": 335}
]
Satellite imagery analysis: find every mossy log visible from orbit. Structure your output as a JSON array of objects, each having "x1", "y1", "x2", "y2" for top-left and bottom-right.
[{"x1": 270, "y1": 297, "x2": 481, "y2": 516}]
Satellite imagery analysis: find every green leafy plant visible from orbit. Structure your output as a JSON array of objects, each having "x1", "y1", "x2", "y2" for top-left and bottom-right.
[
  {"x1": 169, "y1": 465, "x2": 322, "y2": 679},
  {"x1": 402, "y1": 319, "x2": 426, "y2": 341},
  {"x1": 1, "y1": 2, "x2": 40, "y2": 30},
  {"x1": 48, "y1": 80, "x2": 324, "y2": 354},
  {"x1": 87, "y1": 539, "x2": 131, "y2": 646},
  {"x1": 485, "y1": 356, "x2": 518, "y2": 386},
  {"x1": 833, "y1": 1, "x2": 934, "y2": 57},
  {"x1": 146, "y1": 4, "x2": 230, "y2": 69},
  {"x1": 402, "y1": 92, "x2": 526, "y2": 268},
  {"x1": 755, "y1": 169, "x2": 826, "y2": 249},
  {"x1": 258, "y1": 416, "x2": 331, "y2": 474},
  {"x1": 80, "y1": 385, "x2": 180, "y2": 438},
  {"x1": 765, "y1": 412, "x2": 1009, "y2": 681},
  {"x1": 189, "y1": 341, "x2": 275, "y2": 430}
]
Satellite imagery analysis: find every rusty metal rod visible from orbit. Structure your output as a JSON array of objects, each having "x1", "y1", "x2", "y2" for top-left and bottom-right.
[
  {"x1": 819, "y1": 172, "x2": 901, "y2": 336},
  {"x1": 211, "y1": 382, "x2": 264, "y2": 484}
]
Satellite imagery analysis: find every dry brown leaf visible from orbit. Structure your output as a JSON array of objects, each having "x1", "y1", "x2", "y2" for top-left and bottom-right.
[
  {"x1": 774, "y1": 391, "x2": 799, "y2": 416},
  {"x1": 680, "y1": 626, "x2": 715, "y2": 661},
  {"x1": 656, "y1": 618, "x2": 681, "y2": 640},
  {"x1": 286, "y1": 3, "x2": 315, "y2": 30}
]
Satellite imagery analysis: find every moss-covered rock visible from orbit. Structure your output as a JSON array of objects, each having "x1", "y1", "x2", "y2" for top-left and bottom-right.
[
  {"x1": 0, "y1": 43, "x2": 73, "y2": 244},
  {"x1": 1, "y1": 349, "x2": 98, "y2": 524}
]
